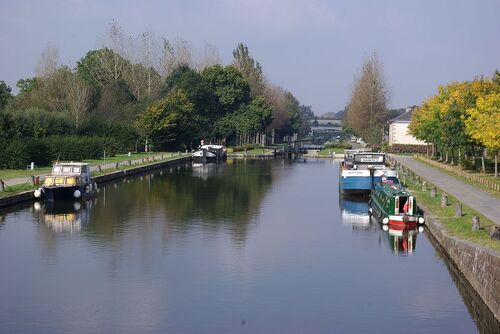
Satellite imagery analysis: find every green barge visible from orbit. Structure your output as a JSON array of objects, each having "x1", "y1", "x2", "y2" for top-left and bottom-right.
[{"x1": 369, "y1": 182, "x2": 425, "y2": 226}]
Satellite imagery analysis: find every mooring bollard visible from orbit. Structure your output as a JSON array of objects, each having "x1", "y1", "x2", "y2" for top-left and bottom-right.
[
  {"x1": 454, "y1": 202, "x2": 462, "y2": 217},
  {"x1": 490, "y1": 225, "x2": 500, "y2": 240},
  {"x1": 440, "y1": 193, "x2": 448, "y2": 207},
  {"x1": 430, "y1": 187, "x2": 436, "y2": 198},
  {"x1": 115, "y1": 162, "x2": 119, "y2": 169},
  {"x1": 422, "y1": 181, "x2": 427, "y2": 192},
  {"x1": 472, "y1": 216, "x2": 481, "y2": 231}
]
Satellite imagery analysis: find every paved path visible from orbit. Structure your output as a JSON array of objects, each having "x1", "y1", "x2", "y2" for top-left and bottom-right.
[
  {"x1": 392, "y1": 155, "x2": 500, "y2": 224},
  {"x1": 1, "y1": 154, "x2": 184, "y2": 188}
]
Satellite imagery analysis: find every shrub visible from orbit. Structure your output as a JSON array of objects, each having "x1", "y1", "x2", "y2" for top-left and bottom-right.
[{"x1": 0, "y1": 139, "x2": 29, "y2": 169}]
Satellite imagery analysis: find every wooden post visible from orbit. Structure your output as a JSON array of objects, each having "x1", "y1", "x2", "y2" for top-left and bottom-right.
[
  {"x1": 142, "y1": 158, "x2": 145, "y2": 163},
  {"x1": 454, "y1": 202, "x2": 462, "y2": 217},
  {"x1": 0, "y1": 180, "x2": 4, "y2": 192},
  {"x1": 422, "y1": 181, "x2": 427, "y2": 192},
  {"x1": 440, "y1": 193, "x2": 448, "y2": 207},
  {"x1": 115, "y1": 162, "x2": 119, "y2": 169},
  {"x1": 31, "y1": 175, "x2": 36, "y2": 185},
  {"x1": 490, "y1": 226, "x2": 500, "y2": 240},
  {"x1": 97, "y1": 165, "x2": 102, "y2": 172},
  {"x1": 128, "y1": 160, "x2": 132, "y2": 166},
  {"x1": 431, "y1": 187, "x2": 436, "y2": 198},
  {"x1": 472, "y1": 216, "x2": 481, "y2": 231}
]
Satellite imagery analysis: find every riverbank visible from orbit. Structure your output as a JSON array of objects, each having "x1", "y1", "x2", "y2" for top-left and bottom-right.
[
  {"x1": 0, "y1": 155, "x2": 192, "y2": 209},
  {"x1": 391, "y1": 155, "x2": 500, "y2": 321}
]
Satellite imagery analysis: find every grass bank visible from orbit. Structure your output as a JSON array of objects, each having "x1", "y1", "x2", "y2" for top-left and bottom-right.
[
  {"x1": 0, "y1": 153, "x2": 187, "y2": 198},
  {"x1": 0, "y1": 152, "x2": 170, "y2": 181},
  {"x1": 401, "y1": 173, "x2": 500, "y2": 252}
]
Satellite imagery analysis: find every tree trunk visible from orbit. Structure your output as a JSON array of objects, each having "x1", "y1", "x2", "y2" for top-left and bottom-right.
[
  {"x1": 495, "y1": 153, "x2": 498, "y2": 178},
  {"x1": 481, "y1": 149, "x2": 486, "y2": 172}
]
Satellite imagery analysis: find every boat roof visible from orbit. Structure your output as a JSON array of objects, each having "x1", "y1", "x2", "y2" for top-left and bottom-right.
[
  {"x1": 201, "y1": 145, "x2": 224, "y2": 149},
  {"x1": 376, "y1": 183, "x2": 410, "y2": 196},
  {"x1": 53, "y1": 162, "x2": 90, "y2": 166}
]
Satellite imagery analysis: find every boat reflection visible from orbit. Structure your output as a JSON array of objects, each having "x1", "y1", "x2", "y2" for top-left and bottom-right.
[
  {"x1": 33, "y1": 200, "x2": 93, "y2": 233},
  {"x1": 382, "y1": 224, "x2": 424, "y2": 254},
  {"x1": 340, "y1": 196, "x2": 371, "y2": 229}
]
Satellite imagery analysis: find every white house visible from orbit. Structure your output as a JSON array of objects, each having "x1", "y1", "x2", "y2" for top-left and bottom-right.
[{"x1": 388, "y1": 107, "x2": 426, "y2": 146}]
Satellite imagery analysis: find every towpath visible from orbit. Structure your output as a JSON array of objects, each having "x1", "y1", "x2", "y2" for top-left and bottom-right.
[{"x1": 391, "y1": 155, "x2": 500, "y2": 224}]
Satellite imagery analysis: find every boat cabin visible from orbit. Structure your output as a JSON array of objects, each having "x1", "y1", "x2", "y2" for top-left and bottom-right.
[{"x1": 43, "y1": 163, "x2": 92, "y2": 188}]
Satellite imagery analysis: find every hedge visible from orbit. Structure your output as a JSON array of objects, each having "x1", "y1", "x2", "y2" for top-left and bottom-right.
[
  {"x1": 0, "y1": 136, "x2": 118, "y2": 169},
  {"x1": 389, "y1": 144, "x2": 428, "y2": 154}
]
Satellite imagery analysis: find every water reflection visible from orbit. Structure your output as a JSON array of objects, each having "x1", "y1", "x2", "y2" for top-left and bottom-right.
[
  {"x1": 340, "y1": 196, "x2": 423, "y2": 255},
  {"x1": 33, "y1": 200, "x2": 93, "y2": 233},
  {"x1": 383, "y1": 224, "x2": 421, "y2": 254},
  {"x1": 340, "y1": 196, "x2": 371, "y2": 229},
  {"x1": 79, "y1": 159, "x2": 276, "y2": 244}
]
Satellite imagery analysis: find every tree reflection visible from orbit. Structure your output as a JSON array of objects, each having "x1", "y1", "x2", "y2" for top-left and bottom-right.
[{"x1": 82, "y1": 159, "x2": 275, "y2": 244}]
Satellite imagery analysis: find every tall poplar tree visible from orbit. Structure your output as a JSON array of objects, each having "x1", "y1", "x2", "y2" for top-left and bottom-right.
[{"x1": 346, "y1": 53, "x2": 389, "y2": 144}]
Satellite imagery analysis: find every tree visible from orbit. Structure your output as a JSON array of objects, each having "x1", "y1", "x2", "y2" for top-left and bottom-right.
[
  {"x1": 16, "y1": 78, "x2": 37, "y2": 93},
  {"x1": 137, "y1": 89, "x2": 196, "y2": 148},
  {"x1": 35, "y1": 43, "x2": 59, "y2": 77},
  {"x1": 76, "y1": 48, "x2": 131, "y2": 88},
  {"x1": 232, "y1": 43, "x2": 265, "y2": 97},
  {"x1": 0, "y1": 80, "x2": 12, "y2": 110},
  {"x1": 346, "y1": 52, "x2": 389, "y2": 144},
  {"x1": 202, "y1": 64, "x2": 250, "y2": 115},
  {"x1": 66, "y1": 75, "x2": 91, "y2": 131},
  {"x1": 465, "y1": 92, "x2": 500, "y2": 176}
]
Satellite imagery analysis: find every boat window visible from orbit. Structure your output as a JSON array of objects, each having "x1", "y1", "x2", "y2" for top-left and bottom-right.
[
  {"x1": 81, "y1": 166, "x2": 87, "y2": 173},
  {"x1": 54, "y1": 177, "x2": 65, "y2": 185},
  {"x1": 53, "y1": 166, "x2": 61, "y2": 173},
  {"x1": 62, "y1": 166, "x2": 72, "y2": 173},
  {"x1": 72, "y1": 166, "x2": 81, "y2": 173},
  {"x1": 43, "y1": 177, "x2": 54, "y2": 186},
  {"x1": 66, "y1": 177, "x2": 77, "y2": 185}
]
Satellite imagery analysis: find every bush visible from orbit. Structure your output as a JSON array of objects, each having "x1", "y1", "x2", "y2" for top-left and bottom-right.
[
  {"x1": 389, "y1": 144, "x2": 428, "y2": 154},
  {"x1": 0, "y1": 139, "x2": 29, "y2": 169}
]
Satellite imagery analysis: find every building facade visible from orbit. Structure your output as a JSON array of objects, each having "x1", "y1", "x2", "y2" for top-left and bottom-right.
[{"x1": 388, "y1": 107, "x2": 426, "y2": 146}]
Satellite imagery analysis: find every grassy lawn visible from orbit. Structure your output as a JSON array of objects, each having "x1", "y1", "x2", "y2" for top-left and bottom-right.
[
  {"x1": 415, "y1": 156, "x2": 500, "y2": 199},
  {"x1": 0, "y1": 183, "x2": 38, "y2": 198},
  {"x1": 317, "y1": 148, "x2": 345, "y2": 156},
  {"x1": 227, "y1": 147, "x2": 273, "y2": 155},
  {"x1": 402, "y1": 174, "x2": 500, "y2": 252},
  {"x1": 0, "y1": 152, "x2": 170, "y2": 181}
]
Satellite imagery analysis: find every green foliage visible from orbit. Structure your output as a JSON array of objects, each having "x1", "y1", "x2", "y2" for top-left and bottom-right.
[
  {"x1": 0, "y1": 139, "x2": 29, "y2": 169},
  {"x1": 202, "y1": 64, "x2": 250, "y2": 114},
  {"x1": 0, "y1": 80, "x2": 12, "y2": 110},
  {"x1": 137, "y1": 89, "x2": 196, "y2": 148},
  {"x1": 16, "y1": 78, "x2": 37, "y2": 93}
]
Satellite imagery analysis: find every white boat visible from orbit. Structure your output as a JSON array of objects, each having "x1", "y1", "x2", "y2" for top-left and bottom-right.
[
  {"x1": 193, "y1": 145, "x2": 227, "y2": 164},
  {"x1": 339, "y1": 152, "x2": 399, "y2": 195}
]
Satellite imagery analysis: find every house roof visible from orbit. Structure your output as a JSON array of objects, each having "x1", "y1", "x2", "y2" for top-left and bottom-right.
[{"x1": 388, "y1": 109, "x2": 414, "y2": 123}]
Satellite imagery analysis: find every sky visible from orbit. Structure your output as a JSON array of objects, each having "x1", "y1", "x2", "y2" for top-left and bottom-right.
[{"x1": 1, "y1": 0, "x2": 499, "y2": 115}]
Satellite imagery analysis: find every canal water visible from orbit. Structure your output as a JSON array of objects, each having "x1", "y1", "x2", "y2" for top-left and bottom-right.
[{"x1": 0, "y1": 159, "x2": 497, "y2": 333}]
